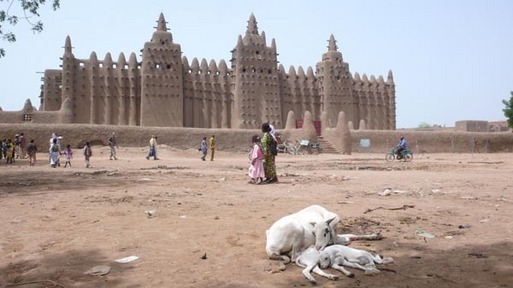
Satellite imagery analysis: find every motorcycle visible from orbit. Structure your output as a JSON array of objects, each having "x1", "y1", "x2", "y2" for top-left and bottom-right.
[{"x1": 386, "y1": 148, "x2": 413, "y2": 162}]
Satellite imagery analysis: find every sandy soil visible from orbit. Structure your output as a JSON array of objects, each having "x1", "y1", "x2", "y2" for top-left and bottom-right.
[{"x1": 1, "y1": 146, "x2": 512, "y2": 288}]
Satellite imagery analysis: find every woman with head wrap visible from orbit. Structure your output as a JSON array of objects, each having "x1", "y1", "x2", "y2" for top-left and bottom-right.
[{"x1": 261, "y1": 123, "x2": 278, "y2": 183}]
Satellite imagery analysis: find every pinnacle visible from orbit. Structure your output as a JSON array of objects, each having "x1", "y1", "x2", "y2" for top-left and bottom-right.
[{"x1": 247, "y1": 13, "x2": 259, "y2": 35}]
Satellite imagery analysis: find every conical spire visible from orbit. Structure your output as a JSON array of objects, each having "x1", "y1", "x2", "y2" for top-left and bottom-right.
[
  {"x1": 64, "y1": 35, "x2": 72, "y2": 54},
  {"x1": 151, "y1": 13, "x2": 173, "y2": 43},
  {"x1": 387, "y1": 70, "x2": 394, "y2": 84},
  {"x1": 128, "y1": 52, "x2": 138, "y2": 67},
  {"x1": 157, "y1": 13, "x2": 168, "y2": 32},
  {"x1": 117, "y1": 52, "x2": 126, "y2": 67},
  {"x1": 328, "y1": 34, "x2": 337, "y2": 51},
  {"x1": 237, "y1": 35, "x2": 243, "y2": 47},
  {"x1": 246, "y1": 13, "x2": 259, "y2": 35}
]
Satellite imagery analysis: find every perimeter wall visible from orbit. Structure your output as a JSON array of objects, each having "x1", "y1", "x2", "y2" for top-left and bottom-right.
[{"x1": 0, "y1": 124, "x2": 512, "y2": 154}]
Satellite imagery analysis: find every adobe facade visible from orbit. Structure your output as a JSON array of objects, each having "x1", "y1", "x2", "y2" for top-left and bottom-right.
[{"x1": 38, "y1": 13, "x2": 396, "y2": 130}]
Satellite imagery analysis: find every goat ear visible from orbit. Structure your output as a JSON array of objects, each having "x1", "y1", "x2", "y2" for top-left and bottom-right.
[
  {"x1": 325, "y1": 217, "x2": 336, "y2": 225},
  {"x1": 309, "y1": 222, "x2": 317, "y2": 228}
]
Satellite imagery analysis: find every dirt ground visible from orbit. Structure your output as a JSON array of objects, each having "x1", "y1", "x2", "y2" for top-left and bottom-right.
[{"x1": 1, "y1": 146, "x2": 512, "y2": 288}]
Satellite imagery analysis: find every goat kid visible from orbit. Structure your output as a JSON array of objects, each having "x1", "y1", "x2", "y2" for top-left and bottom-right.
[
  {"x1": 320, "y1": 244, "x2": 394, "y2": 276},
  {"x1": 295, "y1": 244, "x2": 394, "y2": 283},
  {"x1": 295, "y1": 246, "x2": 340, "y2": 284}
]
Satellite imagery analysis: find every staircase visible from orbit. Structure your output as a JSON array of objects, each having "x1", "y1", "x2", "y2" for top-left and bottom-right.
[{"x1": 316, "y1": 136, "x2": 340, "y2": 154}]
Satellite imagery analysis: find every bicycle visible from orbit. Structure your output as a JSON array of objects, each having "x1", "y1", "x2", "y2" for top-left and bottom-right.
[{"x1": 282, "y1": 140, "x2": 299, "y2": 155}]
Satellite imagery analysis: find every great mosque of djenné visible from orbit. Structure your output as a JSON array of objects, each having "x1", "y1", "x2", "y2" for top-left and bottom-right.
[{"x1": 38, "y1": 13, "x2": 395, "y2": 130}]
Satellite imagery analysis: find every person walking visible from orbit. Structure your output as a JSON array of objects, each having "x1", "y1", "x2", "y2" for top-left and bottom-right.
[
  {"x1": 209, "y1": 135, "x2": 215, "y2": 161},
  {"x1": 63, "y1": 144, "x2": 73, "y2": 168},
  {"x1": 108, "y1": 132, "x2": 118, "y2": 160},
  {"x1": 26, "y1": 139, "x2": 38, "y2": 166},
  {"x1": 49, "y1": 138, "x2": 61, "y2": 168},
  {"x1": 248, "y1": 135, "x2": 265, "y2": 184},
  {"x1": 146, "y1": 135, "x2": 159, "y2": 160},
  {"x1": 83, "y1": 142, "x2": 92, "y2": 168},
  {"x1": 199, "y1": 137, "x2": 208, "y2": 161},
  {"x1": 261, "y1": 123, "x2": 278, "y2": 183}
]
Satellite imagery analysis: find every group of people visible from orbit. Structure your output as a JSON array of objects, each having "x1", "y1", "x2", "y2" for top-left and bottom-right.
[
  {"x1": 1, "y1": 133, "x2": 38, "y2": 166},
  {"x1": 48, "y1": 133, "x2": 93, "y2": 168},
  {"x1": 247, "y1": 123, "x2": 278, "y2": 185},
  {"x1": 49, "y1": 132, "x2": 118, "y2": 168}
]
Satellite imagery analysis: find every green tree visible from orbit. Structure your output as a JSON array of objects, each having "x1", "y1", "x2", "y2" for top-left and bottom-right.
[
  {"x1": 418, "y1": 122, "x2": 432, "y2": 129},
  {"x1": 0, "y1": 0, "x2": 60, "y2": 58},
  {"x1": 502, "y1": 91, "x2": 513, "y2": 129}
]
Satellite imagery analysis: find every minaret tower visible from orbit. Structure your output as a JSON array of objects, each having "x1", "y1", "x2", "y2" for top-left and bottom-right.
[
  {"x1": 315, "y1": 35, "x2": 353, "y2": 128},
  {"x1": 61, "y1": 35, "x2": 76, "y2": 119},
  {"x1": 140, "y1": 13, "x2": 184, "y2": 127},
  {"x1": 387, "y1": 70, "x2": 396, "y2": 130},
  {"x1": 231, "y1": 14, "x2": 281, "y2": 129}
]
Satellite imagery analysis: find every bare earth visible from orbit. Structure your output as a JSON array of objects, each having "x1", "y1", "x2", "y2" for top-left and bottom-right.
[{"x1": 1, "y1": 146, "x2": 512, "y2": 288}]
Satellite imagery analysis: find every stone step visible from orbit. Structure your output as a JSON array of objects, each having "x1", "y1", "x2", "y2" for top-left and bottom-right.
[{"x1": 315, "y1": 137, "x2": 340, "y2": 154}]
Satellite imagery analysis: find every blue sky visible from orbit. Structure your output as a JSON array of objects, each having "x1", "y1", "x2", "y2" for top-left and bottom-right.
[{"x1": 0, "y1": 0, "x2": 511, "y2": 128}]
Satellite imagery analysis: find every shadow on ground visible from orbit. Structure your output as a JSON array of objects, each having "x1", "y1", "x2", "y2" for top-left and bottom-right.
[{"x1": 0, "y1": 249, "x2": 139, "y2": 288}]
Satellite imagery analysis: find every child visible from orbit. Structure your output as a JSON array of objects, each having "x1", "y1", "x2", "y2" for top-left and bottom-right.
[
  {"x1": 26, "y1": 139, "x2": 38, "y2": 166},
  {"x1": 83, "y1": 142, "x2": 92, "y2": 168},
  {"x1": 199, "y1": 137, "x2": 208, "y2": 161},
  {"x1": 5, "y1": 139, "x2": 14, "y2": 164},
  {"x1": 63, "y1": 144, "x2": 73, "y2": 168},
  {"x1": 248, "y1": 135, "x2": 265, "y2": 184}
]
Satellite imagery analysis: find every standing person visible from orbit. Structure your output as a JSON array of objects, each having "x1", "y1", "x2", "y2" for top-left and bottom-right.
[
  {"x1": 26, "y1": 139, "x2": 38, "y2": 166},
  {"x1": 199, "y1": 137, "x2": 208, "y2": 161},
  {"x1": 19, "y1": 132, "x2": 27, "y2": 159},
  {"x1": 5, "y1": 139, "x2": 14, "y2": 164},
  {"x1": 261, "y1": 123, "x2": 278, "y2": 184},
  {"x1": 146, "y1": 135, "x2": 158, "y2": 160},
  {"x1": 209, "y1": 135, "x2": 215, "y2": 161},
  {"x1": 108, "y1": 132, "x2": 118, "y2": 160},
  {"x1": 63, "y1": 144, "x2": 73, "y2": 168},
  {"x1": 248, "y1": 135, "x2": 265, "y2": 184},
  {"x1": 49, "y1": 138, "x2": 60, "y2": 168},
  {"x1": 13, "y1": 134, "x2": 20, "y2": 161},
  {"x1": 1, "y1": 139, "x2": 6, "y2": 160},
  {"x1": 83, "y1": 142, "x2": 92, "y2": 168},
  {"x1": 49, "y1": 133, "x2": 58, "y2": 147}
]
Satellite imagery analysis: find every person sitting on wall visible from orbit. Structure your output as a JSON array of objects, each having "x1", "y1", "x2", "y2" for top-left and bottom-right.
[{"x1": 396, "y1": 136, "x2": 407, "y2": 159}]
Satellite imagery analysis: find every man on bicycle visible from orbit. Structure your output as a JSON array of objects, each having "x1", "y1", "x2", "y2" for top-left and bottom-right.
[{"x1": 396, "y1": 136, "x2": 407, "y2": 159}]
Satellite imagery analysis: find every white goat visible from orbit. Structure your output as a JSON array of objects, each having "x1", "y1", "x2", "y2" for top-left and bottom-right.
[
  {"x1": 265, "y1": 205, "x2": 382, "y2": 263},
  {"x1": 321, "y1": 244, "x2": 393, "y2": 276},
  {"x1": 295, "y1": 246, "x2": 341, "y2": 284},
  {"x1": 265, "y1": 205, "x2": 337, "y2": 263},
  {"x1": 295, "y1": 244, "x2": 394, "y2": 283}
]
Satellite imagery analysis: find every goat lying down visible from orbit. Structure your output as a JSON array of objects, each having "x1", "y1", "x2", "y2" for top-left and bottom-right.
[
  {"x1": 266, "y1": 205, "x2": 382, "y2": 263},
  {"x1": 295, "y1": 245, "x2": 394, "y2": 284},
  {"x1": 295, "y1": 246, "x2": 340, "y2": 284},
  {"x1": 265, "y1": 206, "x2": 336, "y2": 263}
]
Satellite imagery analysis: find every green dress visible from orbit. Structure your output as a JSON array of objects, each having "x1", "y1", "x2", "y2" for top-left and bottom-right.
[{"x1": 261, "y1": 132, "x2": 276, "y2": 179}]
